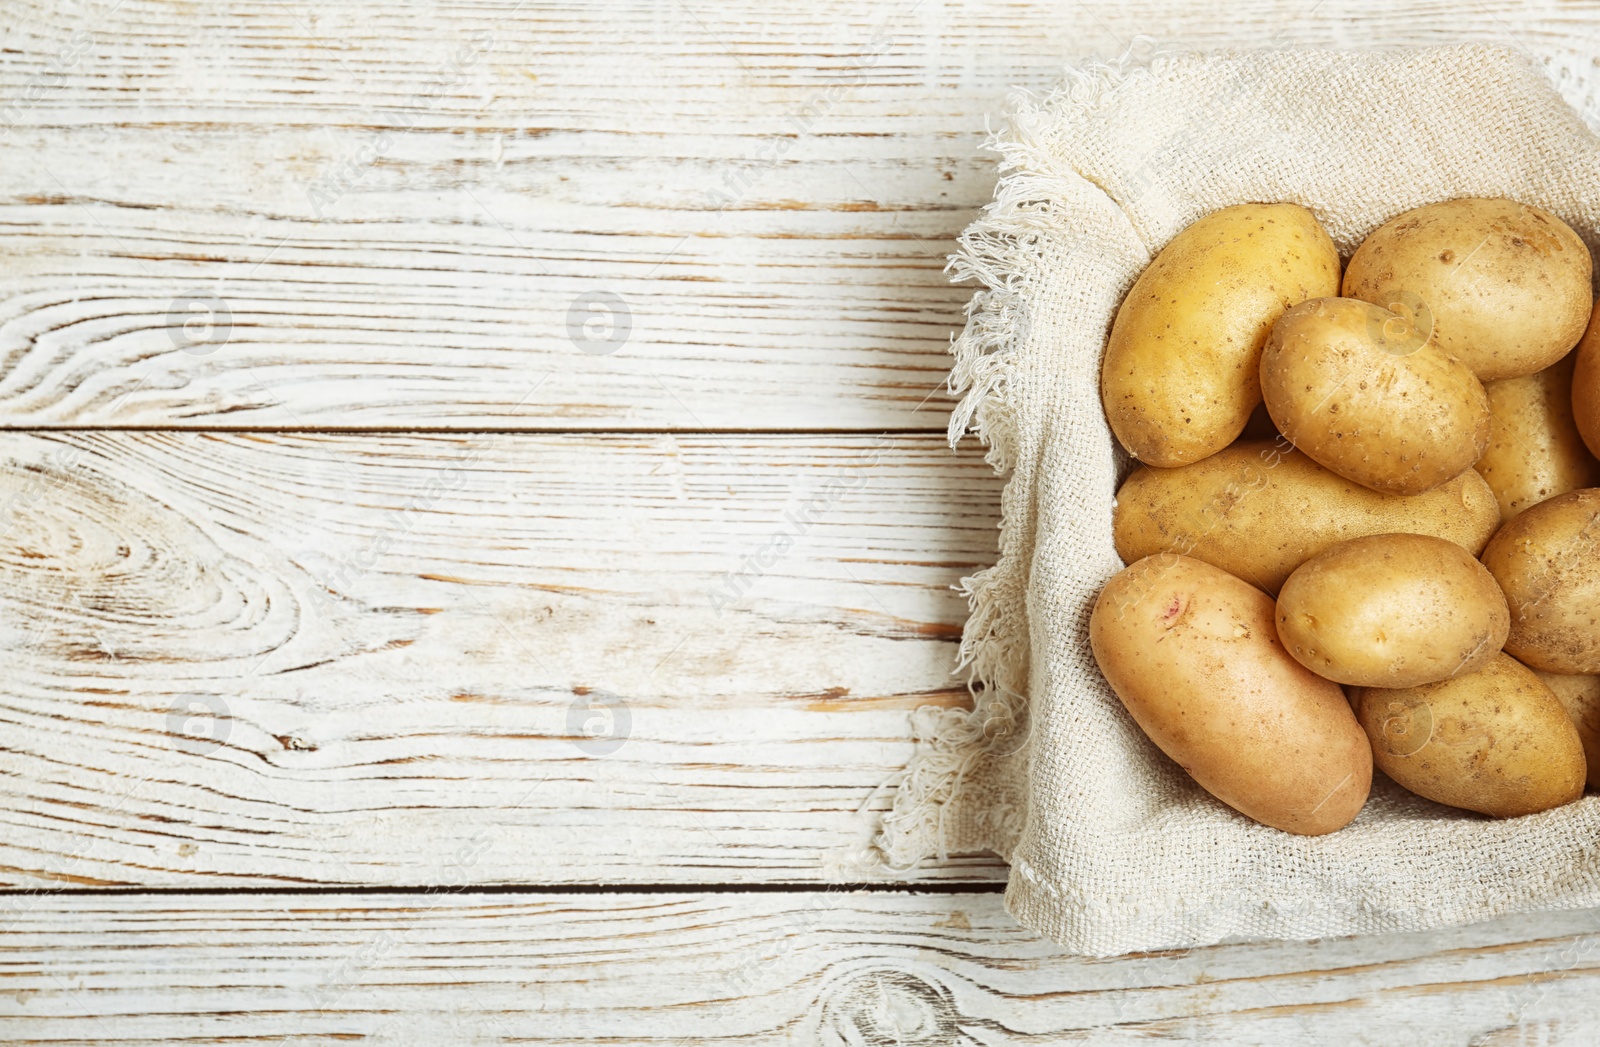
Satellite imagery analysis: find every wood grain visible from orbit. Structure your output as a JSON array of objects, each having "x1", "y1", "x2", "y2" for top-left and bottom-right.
[
  {"x1": 0, "y1": 430, "x2": 1003, "y2": 886},
  {"x1": 2, "y1": 890, "x2": 1600, "y2": 1044},
  {"x1": 0, "y1": 0, "x2": 1593, "y2": 428},
  {"x1": 5, "y1": 1, "x2": 1600, "y2": 1037}
]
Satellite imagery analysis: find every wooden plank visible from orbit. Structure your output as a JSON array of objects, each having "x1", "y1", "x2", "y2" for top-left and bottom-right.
[
  {"x1": 0, "y1": 1, "x2": 1593, "y2": 428},
  {"x1": 2, "y1": 890, "x2": 1600, "y2": 1043},
  {"x1": 0, "y1": 430, "x2": 1004, "y2": 886}
]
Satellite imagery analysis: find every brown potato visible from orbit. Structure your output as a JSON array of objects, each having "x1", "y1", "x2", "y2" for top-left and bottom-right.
[
  {"x1": 1091, "y1": 553, "x2": 1371, "y2": 834},
  {"x1": 1102, "y1": 203, "x2": 1341, "y2": 467},
  {"x1": 1343, "y1": 198, "x2": 1593, "y2": 381},
  {"x1": 1477, "y1": 349, "x2": 1600, "y2": 521},
  {"x1": 1350, "y1": 654, "x2": 1585, "y2": 817},
  {"x1": 1260, "y1": 297, "x2": 1491, "y2": 495},
  {"x1": 1112, "y1": 440, "x2": 1502, "y2": 594},
  {"x1": 1569, "y1": 301, "x2": 1600, "y2": 461},
  {"x1": 1480, "y1": 488, "x2": 1600, "y2": 674},
  {"x1": 1530, "y1": 667, "x2": 1600, "y2": 790},
  {"x1": 1276, "y1": 534, "x2": 1508, "y2": 688}
]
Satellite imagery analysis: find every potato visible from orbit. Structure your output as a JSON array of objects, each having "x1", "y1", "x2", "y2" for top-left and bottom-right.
[
  {"x1": 1276, "y1": 534, "x2": 1508, "y2": 688},
  {"x1": 1113, "y1": 440, "x2": 1502, "y2": 594},
  {"x1": 1260, "y1": 296, "x2": 1490, "y2": 495},
  {"x1": 1343, "y1": 198, "x2": 1593, "y2": 381},
  {"x1": 1568, "y1": 301, "x2": 1600, "y2": 460},
  {"x1": 1350, "y1": 654, "x2": 1585, "y2": 817},
  {"x1": 1480, "y1": 488, "x2": 1600, "y2": 673},
  {"x1": 1477, "y1": 349, "x2": 1600, "y2": 521},
  {"x1": 1091, "y1": 553, "x2": 1371, "y2": 834},
  {"x1": 1102, "y1": 203, "x2": 1341, "y2": 467},
  {"x1": 1530, "y1": 667, "x2": 1600, "y2": 789}
]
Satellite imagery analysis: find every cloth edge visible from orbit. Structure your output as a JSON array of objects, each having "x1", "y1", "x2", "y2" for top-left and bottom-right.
[{"x1": 872, "y1": 46, "x2": 1167, "y2": 870}]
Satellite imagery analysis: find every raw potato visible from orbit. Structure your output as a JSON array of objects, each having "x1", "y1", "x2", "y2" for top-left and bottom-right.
[
  {"x1": 1569, "y1": 301, "x2": 1600, "y2": 460},
  {"x1": 1112, "y1": 440, "x2": 1502, "y2": 594},
  {"x1": 1480, "y1": 488, "x2": 1600, "y2": 674},
  {"x1": 1343, "y1": 198, "x2": 1593, "y2": 381},
  {"x1": 1276, "y1": 534, "x2": 1508, "y2": 688},
  {"x1": 1350, "y1": 654, "x2": 1585, "y2": 818},
  {"x1": 1477, "y1": 349, "x2": 1600, "y2": 521},
  {"x1": 1090, "y1": 553, "x2": 1371, "y2": 835},
  {"x1": 1530, "y1": 668, "x2": 1600, "y2": 790},
  {"x1": 1260, "y1": 296, "x2": 1491, "y2": 495},
  {"x1": 1102, "y1": 203, "x2": 1341, "y2": 467}
]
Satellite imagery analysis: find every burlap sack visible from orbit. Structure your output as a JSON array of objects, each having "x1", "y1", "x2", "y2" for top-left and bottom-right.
[{"x1": 877, "y1": 44, "x2": 1600, "y2": 957}]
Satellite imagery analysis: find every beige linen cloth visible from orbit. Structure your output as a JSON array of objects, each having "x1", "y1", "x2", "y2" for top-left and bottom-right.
[{"x1": 876, "y1": 44, "x2": 1600, "y2": 956}]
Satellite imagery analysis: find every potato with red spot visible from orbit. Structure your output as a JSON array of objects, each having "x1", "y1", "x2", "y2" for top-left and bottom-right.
[{"x1": 1090, "y1": 553, "x2": 1371, "y2": 834}]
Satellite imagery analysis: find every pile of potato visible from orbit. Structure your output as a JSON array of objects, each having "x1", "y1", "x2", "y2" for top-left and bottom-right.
[{"x1": 1090, "y1": 198, "x2": 1600, "y2": 834}]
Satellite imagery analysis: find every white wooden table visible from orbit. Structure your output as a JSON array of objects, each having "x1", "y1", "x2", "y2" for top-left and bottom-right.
[{"x1": 1, "y1": 1, "x2": 1599, "y2": 1042}]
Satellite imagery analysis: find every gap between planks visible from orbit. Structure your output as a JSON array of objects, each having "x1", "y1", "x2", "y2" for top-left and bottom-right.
[
  {"x1": 0, "y1": 881, "x2": 1007, "y2": 897},
  {"x1": 0, "y1": 426, "x2": 960, "y2": 435}
]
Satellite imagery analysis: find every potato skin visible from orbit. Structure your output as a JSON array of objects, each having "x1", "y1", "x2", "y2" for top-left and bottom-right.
[
  {"x1": 1350, "y1": 654, "x2": 1585, "y2": 818},
  {"x1": 1478, "y1": 349, "x2": 1600, "y2": 521},
  {"x1": 1112, "y1": 440, "x2": 1502, "y2": 594},
  {"x1": 1260, "y1": 297, "x2": 1490, "y2": 495},
  {"x1": 1091, "y1": 554, "x2": 1371, "y2": 835},
  {"x1": 1276, "y1": 534, "x2": 1508, "y2": 688},
  {"x1": 1102, "y1": 203, "x2": 1341, "y2": 467},
  {"x1": 1480, "y1": 488, "x2": 1600, "y2": 674},
  {"x1": 1343, "y1": 198, "x2": 1593, "y2": 381},
  {"x1": 1530, "y1": 667, "x2": 1600, "y2": 789},
  {"x1": 1569, "y1": 301, "x2": 1600, "y2": 461}
]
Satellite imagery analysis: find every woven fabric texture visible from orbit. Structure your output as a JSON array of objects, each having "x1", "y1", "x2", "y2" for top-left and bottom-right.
[{"x1": 878, "y1": 44, "x2": 1600, "y2": 956}]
